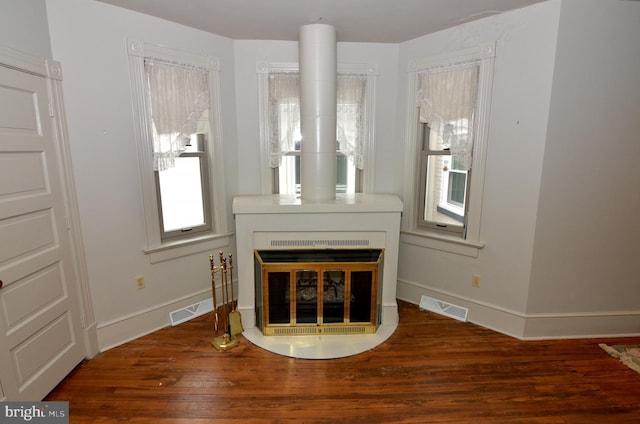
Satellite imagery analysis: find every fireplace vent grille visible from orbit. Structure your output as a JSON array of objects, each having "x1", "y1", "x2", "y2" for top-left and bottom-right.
[
  {"x1": 273, "y1": 327, "x2": 319, "y2": 336},
  {"x1": 270, "y1": 325, "x2": 373, "y2": 336},
  {"x1": 322, "y1": 326, "x2": 368, "y2": 335},
  {"x1": 270, "y1": 239, "x2": 370, "y2": 248}
]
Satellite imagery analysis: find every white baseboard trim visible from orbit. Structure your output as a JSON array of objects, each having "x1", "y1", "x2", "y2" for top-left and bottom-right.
[
  {"x1": 397, "y1": 278, "x2": 527, "y2": 338},
  {"x1": 82, "y1": 321, "x2": 100, "y2": 359},
  {"x1": 522, "y1": 311, "x2": 640, "y2": 340},
  {"x1": 96, "y1": 289, "x2": 212, "y2": 352},
  {"x1": 396, "y1": 278, "x2": 640, "y2": 340},
  {"x1": 96, "y1": 279, "x2": 640, "y2": 351}
]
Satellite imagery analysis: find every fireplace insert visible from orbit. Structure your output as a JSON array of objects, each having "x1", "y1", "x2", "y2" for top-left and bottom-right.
[{"x1": 254, "y1": 249, "x2": 383, "y2": 336}]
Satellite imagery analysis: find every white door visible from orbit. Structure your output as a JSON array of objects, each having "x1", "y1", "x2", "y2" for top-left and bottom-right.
[{"x1": 0, "y1": 62, "x2": 85, "y2": 400}]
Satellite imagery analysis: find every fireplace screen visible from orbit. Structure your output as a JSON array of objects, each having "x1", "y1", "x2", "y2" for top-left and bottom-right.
[{"x1": 254, "y1": 249, "x2": 383, "y2": 336}]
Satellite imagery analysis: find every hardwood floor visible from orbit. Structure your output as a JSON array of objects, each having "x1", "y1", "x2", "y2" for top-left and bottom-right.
[{"x1": 46, "y1": 301, "x2": 640, "y2": 423}]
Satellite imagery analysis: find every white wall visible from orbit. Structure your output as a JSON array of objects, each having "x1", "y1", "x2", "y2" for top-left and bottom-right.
[
  {"x1": 43, "y1": 0, "x2": 398, "y2": 351},
  {"x1": 525, "y1": 0, "x2": 640, "y2": 337},
  {"x1": 233, "y1": 39, "x2": 399, "y2": 195},
  {"x1": 27, "y1": 0, "x2": 637, "y2": 350},
  {"x1": 395, "y1": 1, "x2": 562, "y2": 337},
  {"x1": 395, "y1": 0, "x2": 640, "y2": 339},
  {"x1": 45, "y1": 0, "x2": 238, "y2": 350},
  {"x1": 0, "y1": 0, "x2": 51, "y2": 58}
]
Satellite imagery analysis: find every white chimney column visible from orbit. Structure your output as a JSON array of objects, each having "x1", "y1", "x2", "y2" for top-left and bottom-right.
[{"x1": 299, "y1": 24, "x2": 337, "y2": 202}]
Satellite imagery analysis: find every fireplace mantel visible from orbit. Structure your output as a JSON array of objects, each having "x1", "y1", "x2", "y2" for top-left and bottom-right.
[
  {"x1": 233, "y1": 193, "x2": 403, "y2": 359},
  {"x1": 233, "y1": 193, "x2": 403, "y2": 214}
]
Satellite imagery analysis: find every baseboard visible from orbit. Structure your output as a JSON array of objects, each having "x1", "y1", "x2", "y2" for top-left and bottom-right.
[
  {"x1": 82, "y1": 321, "x2": 100, "y2": 359},
  {"x1": 522, "y1": 312, "x2": 640, "y2": 340},
  {"x1": 396, "y1": 278, "x2": 526, "y2": 338},
  {"x1": 96, "y1": 279, "x2": 640, "y2": 350},
  {"x1": 96, "y1": 289, "x2": 212, "y2": 352},
  {"x1": 396, "y1": 278, "x2": 640, "y2": 340}
]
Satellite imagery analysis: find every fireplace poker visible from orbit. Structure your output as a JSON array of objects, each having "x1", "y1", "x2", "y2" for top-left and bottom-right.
[
  {"x1": 208, "y1": 254, "x2": 219, "y2": 332},
  {"x1": 219, "y1": 250, "x2": 230, "y2": 334}
]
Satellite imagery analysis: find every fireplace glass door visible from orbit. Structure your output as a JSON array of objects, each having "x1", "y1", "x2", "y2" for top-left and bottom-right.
[
  {"x1": 255, "y1": 249, "x2": 383, "y2": 336},
  {"x1": 296, "y1": 270, "x2": 318, "y2": 324}
]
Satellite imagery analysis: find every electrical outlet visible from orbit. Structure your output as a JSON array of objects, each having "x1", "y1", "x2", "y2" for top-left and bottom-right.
[
  {"x1": 135, "y1": 275, "x2": 145, "y2": 290},
  {"x1": 472, "y1": 274, "x2": 481, "y2": 288}
]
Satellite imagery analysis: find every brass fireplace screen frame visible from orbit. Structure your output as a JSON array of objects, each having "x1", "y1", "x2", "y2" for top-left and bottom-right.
[{"x1": 254, "y1": 249, "x2": 384, "y2": 336}]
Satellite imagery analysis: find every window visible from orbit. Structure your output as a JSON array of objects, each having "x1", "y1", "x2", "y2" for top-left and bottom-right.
[
  {"x1": 128, "y1": 39, "x2": 229, "y2": 259},
  {"x1": 154, "y1": 132, "x2": 211, "y2": 239},
  {"x1": 145, "y1": 59, "x2": 212, "y2": 240},
  {"x1": 257, "y1": 62, "x2": 377, "y2": 195},
  {"x1": 417, "y1": 64, "x2": 478, "y2": 236},
  {"x1": 402, "y1": 44, "x2": 495, "y2": 255}
]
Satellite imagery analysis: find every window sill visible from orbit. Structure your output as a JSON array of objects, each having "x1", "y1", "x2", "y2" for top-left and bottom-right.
[
  {"x1": 144, "y1": 232, "x2": 233, "y2": 263},
  {"x1": 400, "y1": 230, "x2": 484, "y2": 258}
]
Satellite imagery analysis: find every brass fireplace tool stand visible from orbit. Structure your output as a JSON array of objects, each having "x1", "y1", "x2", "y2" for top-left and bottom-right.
[{"x1": 209, "y1": 251, "x2": 239, "y2": 351}]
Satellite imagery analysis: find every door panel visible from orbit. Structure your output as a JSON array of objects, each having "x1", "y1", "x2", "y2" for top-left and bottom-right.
[
  {"x1": 0, "y1": 83, "x2": 41, "y2": 132},
  {"x1": 0, "y1": 152, "x2": 47, "y2": 196},
  {"x1": 0, "y1": 210, "x2": 56, "y2": 263},
  {"x1": 0, "y1": 63, "x2": 85, "y2": 400},
  {"x1": 12, "y1": 313, "x2": 75, "y2": 388},
  {"x1": 2, "y1": 264, "x2": 64, "y2": 328}
]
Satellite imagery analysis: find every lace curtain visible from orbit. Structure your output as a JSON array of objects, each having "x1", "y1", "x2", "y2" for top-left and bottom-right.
[
  {"x1": 267, "y1": 72, "x2": 367, "y2": 169},
  {"x1": 418, "y1": 63, "x2": 479, "y2": 170},
  {"x1": 145, "y1": 59, "x2": 210, "y2": 171},
  {"x1": 268, "y1": 72, "x2": 300, "y2": 168},
  {"x1": 337, "y1": 74, "x2": 367, "y2": 170}
]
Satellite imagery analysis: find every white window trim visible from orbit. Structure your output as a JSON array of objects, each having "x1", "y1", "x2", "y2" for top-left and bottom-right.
[
  {"x1": 256, "y1": 61, "x2": 378, "y2": 194},
  {"x1": 401, "y1": 42, "x2": 496, "y2": 257},
  {"x1": 127, "y1": 39, "x2": 229, "y2": 262}
]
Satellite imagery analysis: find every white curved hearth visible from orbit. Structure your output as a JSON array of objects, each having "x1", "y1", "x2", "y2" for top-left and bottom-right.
[{"x1": 243, "y1": 323, "x2": 397, "y2": 359}]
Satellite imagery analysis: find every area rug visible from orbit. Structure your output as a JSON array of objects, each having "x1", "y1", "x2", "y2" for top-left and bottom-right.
[{"x1": 599, "y1": 344, "x2": 640, "y2": 373}]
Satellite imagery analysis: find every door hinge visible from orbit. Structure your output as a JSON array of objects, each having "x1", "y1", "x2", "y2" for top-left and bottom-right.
[{"x1": 48, "y1": 102, "x2": 55, "y2": 117}]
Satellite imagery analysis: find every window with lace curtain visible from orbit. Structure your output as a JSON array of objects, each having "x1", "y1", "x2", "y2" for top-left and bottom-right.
[
  {"x1": 417, "y1": 63, "x2": 479, "y2": 236},
  {"x1": 257, "y1": 62, "x2": 377, "y2": 195},
  {"x1": 403, "y1": 43, "x2": 495, "y2": 251},
  {"x1": 128, "y1": 40, "x2": 228, "y2": 255},
  {"x1": 144, "y1": 59, "x2": 213, "y2": 240}
]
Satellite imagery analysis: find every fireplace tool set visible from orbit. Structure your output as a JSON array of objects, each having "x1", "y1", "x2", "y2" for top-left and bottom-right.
[{"x1": 209, "y1": 251, "x2": 242, "y2": 351}]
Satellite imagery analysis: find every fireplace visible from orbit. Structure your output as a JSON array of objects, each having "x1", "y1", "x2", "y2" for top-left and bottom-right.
[
  {"x1": 232, "y1": 24, "x2": 402, "y2": 358},
  {"x1": 254, "y1": 248, "x2": 383, "y2": 335},
  {"x1": 233, "y1": 193, "x2": 402, "y2": 358}
]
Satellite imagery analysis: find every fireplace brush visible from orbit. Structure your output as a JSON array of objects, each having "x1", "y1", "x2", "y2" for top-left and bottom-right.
[{"x1": 228, "y1": 253, "x2": 243, "y2": 335}]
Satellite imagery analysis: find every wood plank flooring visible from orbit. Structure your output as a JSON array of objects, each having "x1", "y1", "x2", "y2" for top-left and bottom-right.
[{"x1": 46, "y1": 301, "x2": 640, "y2": 423}]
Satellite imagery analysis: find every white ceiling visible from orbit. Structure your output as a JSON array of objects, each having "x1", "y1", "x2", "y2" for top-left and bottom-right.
[{"x1": 97, "y1": 0, "x2": 547, "y2": 43}]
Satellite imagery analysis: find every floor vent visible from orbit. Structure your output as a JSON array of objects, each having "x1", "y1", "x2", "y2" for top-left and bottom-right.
[
  {"x1": 170, "y1": 298, "x2": 213, "y2": 326},
  {"x1": 419, "y1": 295, "x2": 468, "y2": 322}
]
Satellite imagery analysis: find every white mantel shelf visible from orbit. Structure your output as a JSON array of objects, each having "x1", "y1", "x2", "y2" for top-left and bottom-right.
[
  {"x1": 233, "y1": 193, "x2": 403, "y2": 214},
  {"x1": 233, "y1": 192, "x2": 403, "y2": 359}
]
